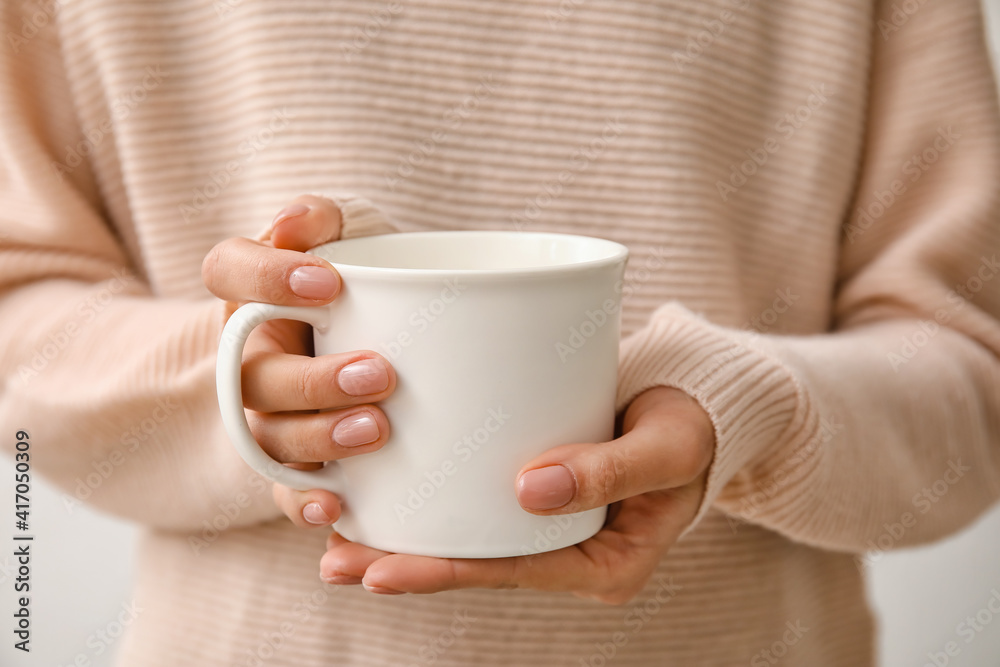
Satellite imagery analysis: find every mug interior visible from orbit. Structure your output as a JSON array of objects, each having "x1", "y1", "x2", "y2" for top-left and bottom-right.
[{"x1": 313, "y1": 231, "x2": 627, "y2": 273}]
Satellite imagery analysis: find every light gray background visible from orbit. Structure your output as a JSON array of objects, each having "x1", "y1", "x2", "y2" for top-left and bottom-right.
[{"x1": 3, "y1": 2, "x2": 1000, "y2": 665}]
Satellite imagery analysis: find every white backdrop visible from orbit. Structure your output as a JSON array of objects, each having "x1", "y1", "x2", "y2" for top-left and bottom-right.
[{"x1": 3, "y1": 2, "x2": 1000, "y2": 665}]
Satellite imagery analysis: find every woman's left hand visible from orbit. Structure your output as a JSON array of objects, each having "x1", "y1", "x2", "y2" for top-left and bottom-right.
[{"x1": 276, "y1": 386, "x2": 716, "y2": 605}]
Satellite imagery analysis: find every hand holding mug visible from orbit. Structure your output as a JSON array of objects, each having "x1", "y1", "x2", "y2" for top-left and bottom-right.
[
  {"x1": 202, "y1": 195, "x2": 396, "y2": 528},
  {"x1": 320, "y1": 385, "x2": 714, "y2": 603},
  {"x1": 206, "y1": 196, "x2": 714, "y2": 603},
  {"x1": 216, "y1": 223, "x2": 630, "y2": 557}
]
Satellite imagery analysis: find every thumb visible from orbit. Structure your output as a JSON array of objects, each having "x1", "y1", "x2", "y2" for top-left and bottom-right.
[
  {"x1": 264, "y1": 195, "x2": 344, "y2": 251},
  {"x1": 514, "y1": 387, "x2": 714, "y2": 514}
]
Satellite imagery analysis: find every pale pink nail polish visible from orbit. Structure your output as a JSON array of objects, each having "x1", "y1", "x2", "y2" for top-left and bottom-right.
[
  {"x1": 289, "y1": 266, "x2": 338, "y2": 300},
  {"x1": 303, "y1": 502, "x2": 331, "y2": 525},
  {"x1": 272, "y1": 203, "x2": 311, "y2": 227},
  {"x1": 338, "y1": 359, "x2": 389, "y2": 396},
  {"x1": 333, "y1": 414, "x2": 379, "y2": 447},
  {"x1": 363, "y1": 582, "x2": 405, "y2": 595},
  {"x1": 517, "y1": 465, "x2": 575, "y2": 510}
]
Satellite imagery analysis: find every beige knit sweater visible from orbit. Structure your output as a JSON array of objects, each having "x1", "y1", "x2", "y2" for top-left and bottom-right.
[{"x1": 2, "y1": 0, "x2": 1000, "y2": 665}]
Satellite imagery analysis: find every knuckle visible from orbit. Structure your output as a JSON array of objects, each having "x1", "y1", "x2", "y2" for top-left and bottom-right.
[
  {"x1": 593, "y1": 449, "x2": 631, "y2": 504},
  {"x1": 292, "y1": 419, "x2": 328, "y2": 463},
  {"x1": 296, "y1": 360, "x2": 325, "y2": 408},
  {"x1": 250, "y1": 254, "x2": 279, "y2": 303}
]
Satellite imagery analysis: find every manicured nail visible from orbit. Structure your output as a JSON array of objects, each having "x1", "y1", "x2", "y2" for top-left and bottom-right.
[
  {"x1": 272, "y1": 203, "x2": 311, "y2": 227},
  {"x1": 289, "y1": 266, "x2": 338, "y2": 300},
  {"x1": 363, "y1": 582, "x2": 405, "y2": 595},
  {"x1": 333, "y1": 414, "x2": 379, "y2": 447},
  {"x1": 338, "y1": 359, "x2": 389, "y2": 396},
  {"x1": 322, "y1": 572, "x2": 363, "y2": 585},
  {"x1": 303, "y1": 502, "x2": 331, "y2": 525},
  {"x1": 517, "y1": 465, "x2": 575, "y2": 510}
]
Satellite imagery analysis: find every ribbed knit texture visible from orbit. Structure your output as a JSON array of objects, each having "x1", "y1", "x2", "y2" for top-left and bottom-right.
[{"x1": 1, "y1": 1, "x2": 999, "y2": 665}]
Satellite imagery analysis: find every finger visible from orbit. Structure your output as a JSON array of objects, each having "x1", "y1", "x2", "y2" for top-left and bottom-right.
[
  {"x1": 249, "y1": 406, "x2": 390, "y2": 462},
  {"x1": 265, "y1": 195, "x2": 344, "y2": 252},
  {"x1": 242, "y1": 351, "x2": 395, "y2": 412},
  {"x1": 357, "y1": 546, "x2": 617, "y2": 600},
  {"x1": 272, "y1": 484, "x2": 343, "y2": 529},
  {"x1": 514, "y1": 387, "x2": 714, "y2": 514},
  {"x1": 359, "y1": 493, "x2": 691, "y2": 604},
  {"x1": 320, "y1": 533, "x2": 394, "y2": 588},
  {"x1": 203, "y1": 236, "x2": 341, "y2": 305}
]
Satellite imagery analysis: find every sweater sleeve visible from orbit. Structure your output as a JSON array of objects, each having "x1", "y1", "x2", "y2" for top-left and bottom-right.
[
  {"x1": 616, "y1": 0, "x2": 1000, "y2": 552},
  {"x1": 0, "y1": 5, "x2": 395, "y2": 531}
]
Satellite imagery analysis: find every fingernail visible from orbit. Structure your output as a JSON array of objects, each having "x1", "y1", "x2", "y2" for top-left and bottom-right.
[
  {"x1": 333, "y1": 413, "x2": 379, "y2": 447},
  {"x1": 303, "y1": 502, "x2": 331, "y2": 525},
  {"x1": 290, "y1": 266, "x2": 339, "y2": 300},
  {"x1": 363, "y1": 582, "x2": 405, "y2": 595},
  {"x1": 322, "y1": 572, "x2": 363, "y2": 585},
  {"x1": 272, "y1": 203, "x2": 311, "y2": 227},
  {"x1": 338, "y1": 359, "x2": 389, "y2": 396},
  {"x1": 517, "y1": 465, "x2": 575, "y2": 510}
]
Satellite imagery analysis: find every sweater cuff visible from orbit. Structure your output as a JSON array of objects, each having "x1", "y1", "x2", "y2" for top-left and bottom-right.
[
  {"x1": 325, "y1": 193, "x2": 398, "y2": 239},
  {"x1": 615, "y1": 303, "x2": 805, "y2": 535}
]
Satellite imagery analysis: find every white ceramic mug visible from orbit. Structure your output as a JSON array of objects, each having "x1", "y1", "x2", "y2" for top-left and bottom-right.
[{"x1": 217, "y1": 231, "x2": 628, "y2": 558}]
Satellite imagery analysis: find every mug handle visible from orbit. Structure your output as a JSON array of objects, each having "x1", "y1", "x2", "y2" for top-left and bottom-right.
[{"x1": 216, "y1": 302, "x2": 346, "y2": 493}]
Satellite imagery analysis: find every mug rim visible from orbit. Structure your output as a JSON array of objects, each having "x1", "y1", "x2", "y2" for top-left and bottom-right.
[{"x1": 308, "y1": 231, "x2": 629, "y2": 278}]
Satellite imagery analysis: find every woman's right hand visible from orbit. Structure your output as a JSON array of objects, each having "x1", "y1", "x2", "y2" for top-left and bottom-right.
[{"x1": 202, "y1": 195, "x2": 396, "y2": 529}]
